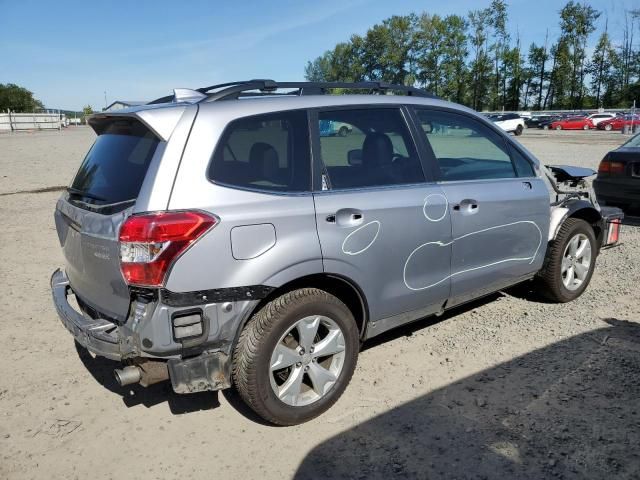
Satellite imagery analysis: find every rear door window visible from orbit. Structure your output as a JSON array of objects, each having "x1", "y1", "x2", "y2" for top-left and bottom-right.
[
  {"x1": 71, "y1": 119, "x2": 159, "y2": 205},
  {"x1": 208, "y1": 110, "x2": 310, "y2": 192},
  {"x1": 316, "y1": 108, "x2": 424, "y2": 189}
]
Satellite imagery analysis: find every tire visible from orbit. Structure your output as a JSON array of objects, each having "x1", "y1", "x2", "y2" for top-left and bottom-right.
[
  {"x1": 232, "y1": 288, "x2": 359, "y2": 425},
  {"x1": 515, "y1": 124, "x2": 524, "y2": 136},
  {"x1": 338, "y1": 126, "x2": 349, "y2": 137},
  {"x1": 537, "y1": 218, "x2": 597, "y2": 303},
  {"x1": 605, "y1": 124, "x2": 613, "y2": 131},
  {"x1": 543, "y1": 125, "x2": 549, "y2": 130},
  {"x1": 555, "y1": 125, "x2": 562, "y2": 131},
  {"x1": 583, "y1": 124, "x2": 589, "y2": 130}
]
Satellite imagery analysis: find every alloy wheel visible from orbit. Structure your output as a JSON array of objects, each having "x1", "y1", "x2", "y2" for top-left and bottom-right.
[
  {"x1": 269, "y1": 315, "x2": 346, "y2": 407},
  {"x1": 561, "y1": 233, "x2": 592, "y2": 291}
]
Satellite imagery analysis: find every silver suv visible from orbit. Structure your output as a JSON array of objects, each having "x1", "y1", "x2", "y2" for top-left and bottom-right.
[{"x1": 51, "y1": 80, "x2": 623, "y2": 425}]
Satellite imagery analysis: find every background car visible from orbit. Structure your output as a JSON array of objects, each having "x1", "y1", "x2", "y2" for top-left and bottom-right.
[
  {"x1": 550, "y1": 116, "x2": 594, "y2": 130},
  {"x1": 537, "y1": 115, "x2": 568, "y2": 129},
  {"x1": 594, "y1": 133, "x2": 640, "y2": 212},
  {"x1": 597, "y1": 114, "x2": 640, "y2": 131},
  {"x1": 319, "y1": 120, "x2": 353, "y2": 137},
  {"x1": 587, "y1": 112, "x2": 617, "y2": 126},
  {"x1": 489, "y1": 112, "x2": 525, "y2": 135},
  {"x1": 526, "y1": 114, "x2": 555, "y2": 128}
]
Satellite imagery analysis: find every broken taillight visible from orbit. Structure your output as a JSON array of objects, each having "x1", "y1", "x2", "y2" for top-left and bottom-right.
[
  {"x1": 119, "y1": 211, "x2": 217, "y2": 287},
  {"x1": 606, "y1": 219, "x2": 621, "y2": 246}
]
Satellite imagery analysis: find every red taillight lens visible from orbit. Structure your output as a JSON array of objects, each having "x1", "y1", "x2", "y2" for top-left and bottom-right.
[
  {"x1": 119, "y1": 211, "x2": 217, "y2": 286},
  {"x1": 607, "y1": 219, "x2": 621, "y2": 245},
  {"x1": 598, "y1": 159, "x2": 625, "y2": 176}
]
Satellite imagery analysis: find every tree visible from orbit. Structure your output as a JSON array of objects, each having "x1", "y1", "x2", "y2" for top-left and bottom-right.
[
  {"x1": 468, "y1": 7, "x2": 493, "y2": 110},
  {"x1": 414, "y1": 13, "x2": 447, "y2": 95},
  {"x1": 488, "y1": 0, "x2": 509, "y2": 110},
  {"x1": 440, "y1": 15, "x2": 469, "y2": 104},
  {"x1": 0, "y1": 83, "x2": 44, "y2": 112},
  {"x1": 559, "y1": 1, "x2": 600, "y2": 109},
  {"x1": 83, "y1": 105, "x2": 94, "y2": 115},
  {"x1": 587, "y1": 26, "x2": 617, "y2": 107},
  {"x1": 528, "y1": 40, "x2": 549, "y2": 110}
]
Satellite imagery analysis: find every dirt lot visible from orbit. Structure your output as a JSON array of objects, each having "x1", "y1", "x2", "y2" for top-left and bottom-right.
[{"x1": 0, "y1": 127, "x2": 638, "y2": 479}]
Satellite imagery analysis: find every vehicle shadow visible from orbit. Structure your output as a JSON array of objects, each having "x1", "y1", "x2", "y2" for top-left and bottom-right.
[
  {"x1": 294, "y1": 318, "x2": 640, "y2": 480},
  {"x1": 74, "y1": 342, "x2": 219, "y2": 414}
]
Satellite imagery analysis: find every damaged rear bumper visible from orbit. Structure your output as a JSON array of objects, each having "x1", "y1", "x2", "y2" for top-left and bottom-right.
[
  {"x1": 51, "y1": 268, "x2": 234, "y2": 393},
  {"x1": 51, "y1": 268, "x2": 122, "y2": 360}
]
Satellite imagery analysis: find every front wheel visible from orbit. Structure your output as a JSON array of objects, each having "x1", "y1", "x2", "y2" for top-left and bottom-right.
[
  {"x1": 605, "y1": 124, "x2": 613, "y2": 131},
  {"x1": 583, "y1": 124, "x2": 589, "y2": 130},
  {"x1": 233, "y1": 288, "x2": 359, "y2": 425},
  {"x1": 537, "y1": 218, "x2": 597, "y2": 303},
  {"x1": 555, "y1": 125, "x2": 562, "y2": 131},
  {"x1": 338, "y1": 126, "x2": 349, "y2": 137},
  {"x1": 515, "y1": 125, "x2": 524, "y2": 136}
]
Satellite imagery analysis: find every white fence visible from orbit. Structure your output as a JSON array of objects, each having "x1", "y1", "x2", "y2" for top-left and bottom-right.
[{"x1": 0, "y1": 112, "x2": 63, "y2": 132}]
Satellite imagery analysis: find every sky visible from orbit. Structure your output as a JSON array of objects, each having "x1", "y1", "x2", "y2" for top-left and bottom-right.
[{"x1": 1, "y1": 0, "x2": 638, "y2": 111}]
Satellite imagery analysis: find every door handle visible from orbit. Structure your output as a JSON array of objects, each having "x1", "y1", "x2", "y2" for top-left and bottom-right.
[
  {"x1": 330, "y1": 209, "x2": 364, "y2": 227},
  {"x1": 522, "y1": 181, "x2": 533, "y2": 190},
  {"x1": 453, "y1": 199, "x2": 479, "y2": 214}
]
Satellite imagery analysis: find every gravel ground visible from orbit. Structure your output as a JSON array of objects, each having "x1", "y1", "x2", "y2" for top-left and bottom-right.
[{"x1": 0, "y1": 126, "x2": 638, "y2": 479}]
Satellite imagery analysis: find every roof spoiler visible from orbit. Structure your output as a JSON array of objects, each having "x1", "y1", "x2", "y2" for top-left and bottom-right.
[{"x1": 87, "y1": 105, "x2": 187, "y2": 142}]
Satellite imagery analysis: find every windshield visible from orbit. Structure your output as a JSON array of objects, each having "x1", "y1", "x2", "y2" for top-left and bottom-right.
[
  {"x1": 70, "y1": 120, "x2": 159, "y2": 206},
  {"x1": 623, "y1": 133, "x2": 640, "y2": 147}
]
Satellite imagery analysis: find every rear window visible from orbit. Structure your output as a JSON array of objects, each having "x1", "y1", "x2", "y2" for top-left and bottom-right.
[
  {"x1": 70, "y1": 119, "x2": 159, "y2": 205},
  {"x1": 208, "y1": 110, "x2": 311, "y2": 192}
]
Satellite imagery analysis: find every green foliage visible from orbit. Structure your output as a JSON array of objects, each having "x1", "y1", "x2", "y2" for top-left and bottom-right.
[
  {"x1": 0, "y1": 83, "x2": 44, "y2": 112},
  {"x1": 305, "y1": 1, "x2": 640, "y2": 110},
  {"x1": 83, "y1": 105, "x2": 94, "y2": 115}
]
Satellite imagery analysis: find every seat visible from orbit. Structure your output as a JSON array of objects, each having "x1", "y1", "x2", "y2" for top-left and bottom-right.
[
  {"x1": 361, "y1": 132, "x2": 400, "y2": 186},
  {"x1": 249, "y1": 142, "x2": 281, "y2": 185}
]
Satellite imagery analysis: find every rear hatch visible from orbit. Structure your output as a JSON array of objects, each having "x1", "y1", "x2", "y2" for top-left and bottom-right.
[{"x1": 54, "y1": 118, "x2": 161, "y2": 321}]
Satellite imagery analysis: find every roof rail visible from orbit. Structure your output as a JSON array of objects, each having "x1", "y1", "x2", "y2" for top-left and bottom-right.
[{"x1": 147, "y1": 80, "x2": 437, "y2": 105}]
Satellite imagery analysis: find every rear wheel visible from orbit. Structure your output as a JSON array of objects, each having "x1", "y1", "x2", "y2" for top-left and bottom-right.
[
  {"x1": 338, "y1": 126, "x2": 349, "y2": 137},
  {"x1": 233, "y1": 288, "x2": 359, "y2": 425},
  {"x1": 605, "y1": 124, "x2": 613, "y2": 131},
  {"x1": 555, "y1": 125, "x2": 562, "y2": 131},
  {"x1": 583, "y1": 124, "x2": 589, "y2": 130},
  {"x1": 515, "y1": 124, "x2": 524, "y2": 136},
  {"x1": 537, "y1": 218, "x2": 597, "y2": 303}
]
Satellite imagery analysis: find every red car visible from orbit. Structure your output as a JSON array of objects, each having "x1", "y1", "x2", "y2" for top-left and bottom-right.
[
  {"x1": 550, "y1": 116, "x2": 594, "y2": 130},
  {"x1": 597, "y1": 115, "x2": 640, "y2": 131}
]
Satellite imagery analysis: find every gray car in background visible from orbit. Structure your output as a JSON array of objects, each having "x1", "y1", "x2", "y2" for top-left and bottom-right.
[{"x1": 51, "y1": 80, "x2": 622, "y2": 425}]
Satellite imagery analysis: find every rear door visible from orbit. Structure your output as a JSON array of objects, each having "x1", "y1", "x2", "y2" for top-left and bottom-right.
[
  {"x1": 411, "y1": 107, "x2": 550, "y2": 306},
  {"x1": 54, "y1": 118, "x2": 162, "y2": 321},
  {"x1": 311, "y1": 106, "x2": 452, "y2": 329}
]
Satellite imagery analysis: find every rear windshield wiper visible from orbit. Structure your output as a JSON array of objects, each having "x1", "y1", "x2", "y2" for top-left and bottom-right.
[{"x1": 66, "y1": 187, "x2": 107, "y2": 202}]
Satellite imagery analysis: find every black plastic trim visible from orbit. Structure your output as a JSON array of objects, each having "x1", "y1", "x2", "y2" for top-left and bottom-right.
[{"x1": 160, "y1": 285, "x2": 275, "y2": 307}]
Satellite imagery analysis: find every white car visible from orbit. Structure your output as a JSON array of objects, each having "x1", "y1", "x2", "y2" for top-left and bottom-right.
[
  {"x1": 587, "y1": 113, "x2": 617, "y2": 126},
  {"x1": 489, "y1": 113, "x2": 525, "y2": 136}
]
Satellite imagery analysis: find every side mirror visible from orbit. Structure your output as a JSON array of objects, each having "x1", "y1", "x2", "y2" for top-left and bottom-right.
[{"x1": 347, "y1": 149, "x2": 362, "y2": 166}]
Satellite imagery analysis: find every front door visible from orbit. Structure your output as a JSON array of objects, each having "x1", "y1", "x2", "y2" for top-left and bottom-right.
[
  {"x1": 311, "y1": 107, "x2": 452, "y2": 333},
  {"x1": 412, "y1": 107, "x2": 550, "y2": 306}
]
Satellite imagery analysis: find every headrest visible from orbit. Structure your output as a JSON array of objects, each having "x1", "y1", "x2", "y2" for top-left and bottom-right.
[
  {"x1": 249, "y1": 142, "x2": 279, "y2": 181},
  {"x1": 362, "y1": 132, "x2": 394, "y2": 167}
]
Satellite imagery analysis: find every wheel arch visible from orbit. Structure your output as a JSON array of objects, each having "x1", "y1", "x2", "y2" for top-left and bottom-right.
[
  {"x1": 550, "y1": 201, "x2": 604, "y2": 247},
  {"x1": 232, "y1": 273, "x2": 370, "y2": 352}
]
